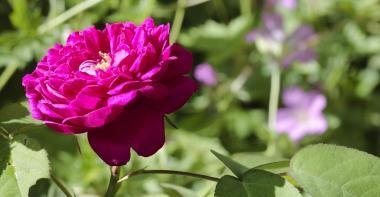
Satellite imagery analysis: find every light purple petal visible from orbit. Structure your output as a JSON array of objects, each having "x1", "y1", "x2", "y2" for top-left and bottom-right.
[
  {"x1": 245, "y1": 30, "x2": 262, "y2": 43},
  {"x1": 280, "y1": 0, "x2": 297, "y2": 9},
  {"x1": 304, "y1": 113, "x2": 328, "y2": 134},
  {"x1": 308, "y1": 93, "x2": 327, "y2": 114},
  {"x1": 275, "y1": 108, "x2": 298, "y2": 132},
  {"x1": 288, "y1": 25, "x2": 315, "y2": 48},
  {"x1": 281, "y1": 48, "x2": 315, "y2": 67},
  {"x1": 194, "y1": 63, "x2": 218, "y2": 87},
  {"x1": 263, "y1": 13, "x2": 285, "y2": 42},
  {"x1": 282, "y1": 86, "x2": 308, "y2": 107}
]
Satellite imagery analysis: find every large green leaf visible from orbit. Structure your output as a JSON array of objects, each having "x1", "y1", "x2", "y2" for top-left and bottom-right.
[
  {"x1": 253, "y1": 161, "x2": 290, "y2": 175},
  {"x1": 0, "y1": 137, "x2": 10, "y2": 177},
  {"x1": 0, "y1": 136, "x2": 50, "y2": 197},
  {"x1": 215, "y1": 169, "x2": 301, "y2": 197},
  {"x1": 0, "y1": 102, "x2": 42, "y2": 133},
  {"x1": 290, "y1": 144, "x2": 380, "y2": 197},
  {"x1": 211, "y1": 150, "x2": 248, "y2": 178}
]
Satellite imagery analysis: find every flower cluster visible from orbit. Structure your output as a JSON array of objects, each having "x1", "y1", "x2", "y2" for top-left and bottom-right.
[
  {"x1": 246, "y1": 12, "x2": 316, "y2": 67},
  {"x1": 22, "y1": 18, "x2": 197, "y2": 166}
]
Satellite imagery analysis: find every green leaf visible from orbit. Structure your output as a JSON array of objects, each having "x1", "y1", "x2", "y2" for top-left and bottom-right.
[
  {"x1": 211, "y1": 150, "x2": 248, "y2": 178},
  {"x1": 161, "y1": 183, "x2": 199, "y2": 197},
  {"x1": 290, "y1": 144, "x2": 380, "y2": 197},
  {"x1": 8, "y1": 0, "x2": 41, "y2": 32},
  {"x1": 215, "y1": 169, "x2": 302, "y2": 197},
  {"x1": 0, "y1": 102, "x2": 42, "y2": 133},
  {"x1": 0, "y1": 137, "x2": 10, "y2": 177},
  {"x1": 0, "y1": 136, "x2": 50, "y2": 197},
  {"x1": 253, "y1": 161, "x2": 290, "y2": 174}
]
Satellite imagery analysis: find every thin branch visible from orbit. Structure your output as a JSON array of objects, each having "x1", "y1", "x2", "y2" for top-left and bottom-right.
[
  {"x1": 170, "y1": 0, "x2": 186, "y2": 43},
  {"x1": 186, "y1": 0, "x2": 211, "y2": 7},
  {"x1": 50, "y1": 173, "x2": 74, "y2": 197},
  {"x1": 118, "y1": 169, "x2": 220, "y2": 183},
  {"x1": 165, "y1": 115, "x2": 178, "y2": 129},
  {"x1": 37, "y1": 0, "x2": 103, "y2": 34},
  {"x1": 0, "y1": 64, "x2": 17, "y2": 93},
  {"x1": 105, "y1": 166, "x2": 121, "y2": 197}
]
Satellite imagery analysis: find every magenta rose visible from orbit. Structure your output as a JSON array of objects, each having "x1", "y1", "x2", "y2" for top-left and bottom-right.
[{"x1": 22, "y1": 18, "x2": 197, "y2": 166}]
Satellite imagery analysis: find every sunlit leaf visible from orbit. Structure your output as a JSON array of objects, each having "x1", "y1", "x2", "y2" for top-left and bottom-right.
[
  {"x1": 0, "y1": 137, "x2": 10, "y2": 177},
  {"x1": 211, "y1": 150, "x2": 248, "y2": 178},
  {"x1": 0, "y1": 136, "x2": 50, "y2": 197},
  {"x1": 253, "y1": 160, "x2": 290, "y2": 174},
  {"x1": 290, "y1": 144, "x2": 380, "y2": 197},
  {"x1": 215, "y1": 169, "x2": 301, "y2": 197}
]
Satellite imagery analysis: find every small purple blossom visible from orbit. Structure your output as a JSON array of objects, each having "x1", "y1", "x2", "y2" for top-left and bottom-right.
[
  {"x1": 246, "y1": 13, "x2": 285, "y2": 44},
  {"x1": 194, "y1": 63, "x2": 218, "y2": 87},
  {"x1": 275, "y1": 86, "x2": 328, "y2": 141},
  {"x1": 266, "y1": 0, "x2": 297, "y2": 10},
  {"x1": 246, "y1": 12, "x2": 316, "y2": 67}
]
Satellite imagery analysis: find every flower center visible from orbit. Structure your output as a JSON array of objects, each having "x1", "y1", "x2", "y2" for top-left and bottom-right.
[
  {"x1": 294, "y1": 109, "x2": 309, "y2": 123},
  {"x1": 79, "y1": 52, "x2": 112, "y2": 76},
  {"x1": 96, "y1": 52, "x2": 111, "y2": 71}
]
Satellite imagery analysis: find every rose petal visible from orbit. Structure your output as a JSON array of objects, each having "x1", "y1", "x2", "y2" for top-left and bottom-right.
[
  {"x1": 63, "y1": 106, "x2": 123, "y2": 128},
  {"x1": 152, "y1": 76, "x2": 197, "y2": 114},
  {"x1": 45, "y1": 121, "x2": 84, "y2": 134},
  {"x1": 162, "y1": 44, "x2": 193, "y2": 80},
  {"x1": 87, "y1": 105, "x2": 165, "y2": 165}
]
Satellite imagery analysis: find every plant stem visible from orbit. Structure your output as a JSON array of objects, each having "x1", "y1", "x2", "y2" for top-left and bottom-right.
[
  {"x1": 50, "y1": 173, "x2": 74, "y2": 197},
  {"x1": 267, "y1": 65, "x2": 281, "y2": 132},
  {"x1": 118, "y1": 169, "x2": 220, "y2": 183},
  {"x1": 186, "y1": 0, "x2": 211, "y2": 7},
  {"x1": 105, "y1": 166, "x2": 121, "y2": 197},
  {"x1": 37, "y1": 0, "x2": 103, "y2": 34},
  {"x1": 240, "y1": 0, "x2": 252, "y2": 18},
  {"x1": 170, "y1": 0, "x2": 186, "y2": 43},
  {"x1": 0, "y1": 64, "x2": 17, "y2": 93}
]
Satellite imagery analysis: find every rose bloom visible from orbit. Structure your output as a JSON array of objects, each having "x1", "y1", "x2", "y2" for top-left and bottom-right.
[{"x1": 22, "y1": 18, "x2": 197, "y2": 166}]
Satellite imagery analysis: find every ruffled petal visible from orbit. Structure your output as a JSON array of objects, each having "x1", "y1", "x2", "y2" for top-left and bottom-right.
[
  {"x1": 162, "y1": 44, "x2": 193, "y2": 80},
  {"x1": 87, "y1": 105, "x2": 165, "y2": 165},
  {"x1": 63, "y1": 106, "x2": 123, "y2": 128},
  {"x1": 45, "y1": 121, "x2": 84, "y2": 134},
  {"x1": 153, "y1": 76, "x2": 197, "y2": 114}
]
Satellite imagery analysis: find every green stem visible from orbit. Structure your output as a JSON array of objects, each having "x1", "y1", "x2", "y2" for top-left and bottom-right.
[
  {"x1": 0, "y1": 129, "x2": 9, "y2": 140},
  {"x1": 170, "y1": 0, "x2": 186, "y2": 43},
  {"x1": 0, "y1": 65, "x2": 17, "y2": 93},
  {"x1": 268, "y1": 65, "x2": 281, "y2": 132},
  {"x1": 118, "y1": 169, "x2": 220, "y2": 183},
  {"x1": 213, "y1": 0, "x2": 229, "y2": 22},
  {"x1": 105, "y1": 166, "x2": 121, "y2": 197},
  {"x1": 50, "y1": 173, "x2": 74, "y2": 197},
  {"x1": 186, "y1": 0, "x2": 211, "y2": 7},
  {"x1": 37, "y1": 0, "x2": 103, "y2": 34},
  {"x1": 240, "y1": 0, "x2": 252, "y2": 18}
]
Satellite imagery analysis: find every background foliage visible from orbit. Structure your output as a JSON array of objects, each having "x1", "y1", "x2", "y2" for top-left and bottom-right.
[{"x1": 0, "y1": 0, "x2": 380, "y2": 196}]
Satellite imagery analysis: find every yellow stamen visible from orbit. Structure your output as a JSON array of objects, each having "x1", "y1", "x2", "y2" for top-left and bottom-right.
[{"x1": 95, "y1": 52, "x2": 111, "y2": 71}]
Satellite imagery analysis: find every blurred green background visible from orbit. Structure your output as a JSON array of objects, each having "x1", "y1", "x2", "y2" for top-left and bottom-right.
[{"x1": 0, "y1": 0, "x2": 380, "y2": 196}]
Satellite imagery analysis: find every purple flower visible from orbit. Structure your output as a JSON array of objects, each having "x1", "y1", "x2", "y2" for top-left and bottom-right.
[
  {"x1": 279, "y1": 0, "x2": 297, "y2": 9},
  {"x1": 281, "y1": 25, "x2": 316, "y2": 67},
  {"x1": 246, "y1": 13, "x2": 285, "y2": 44},
  {"x1": 266, "y1": 0, "x2": 297, "y2": 9},
  {"x1": 246, "y1": 13, "x2": 316, "y2": 68},
  {"x1": 275, "y1": 86, "x2": 328, "y2": 141},
  {"x1": 22, "y1": 18, "x2": 197, "y2": 166},
  {"x1": 194, "y1": 63, "x2": 218, "y2": 87}
]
